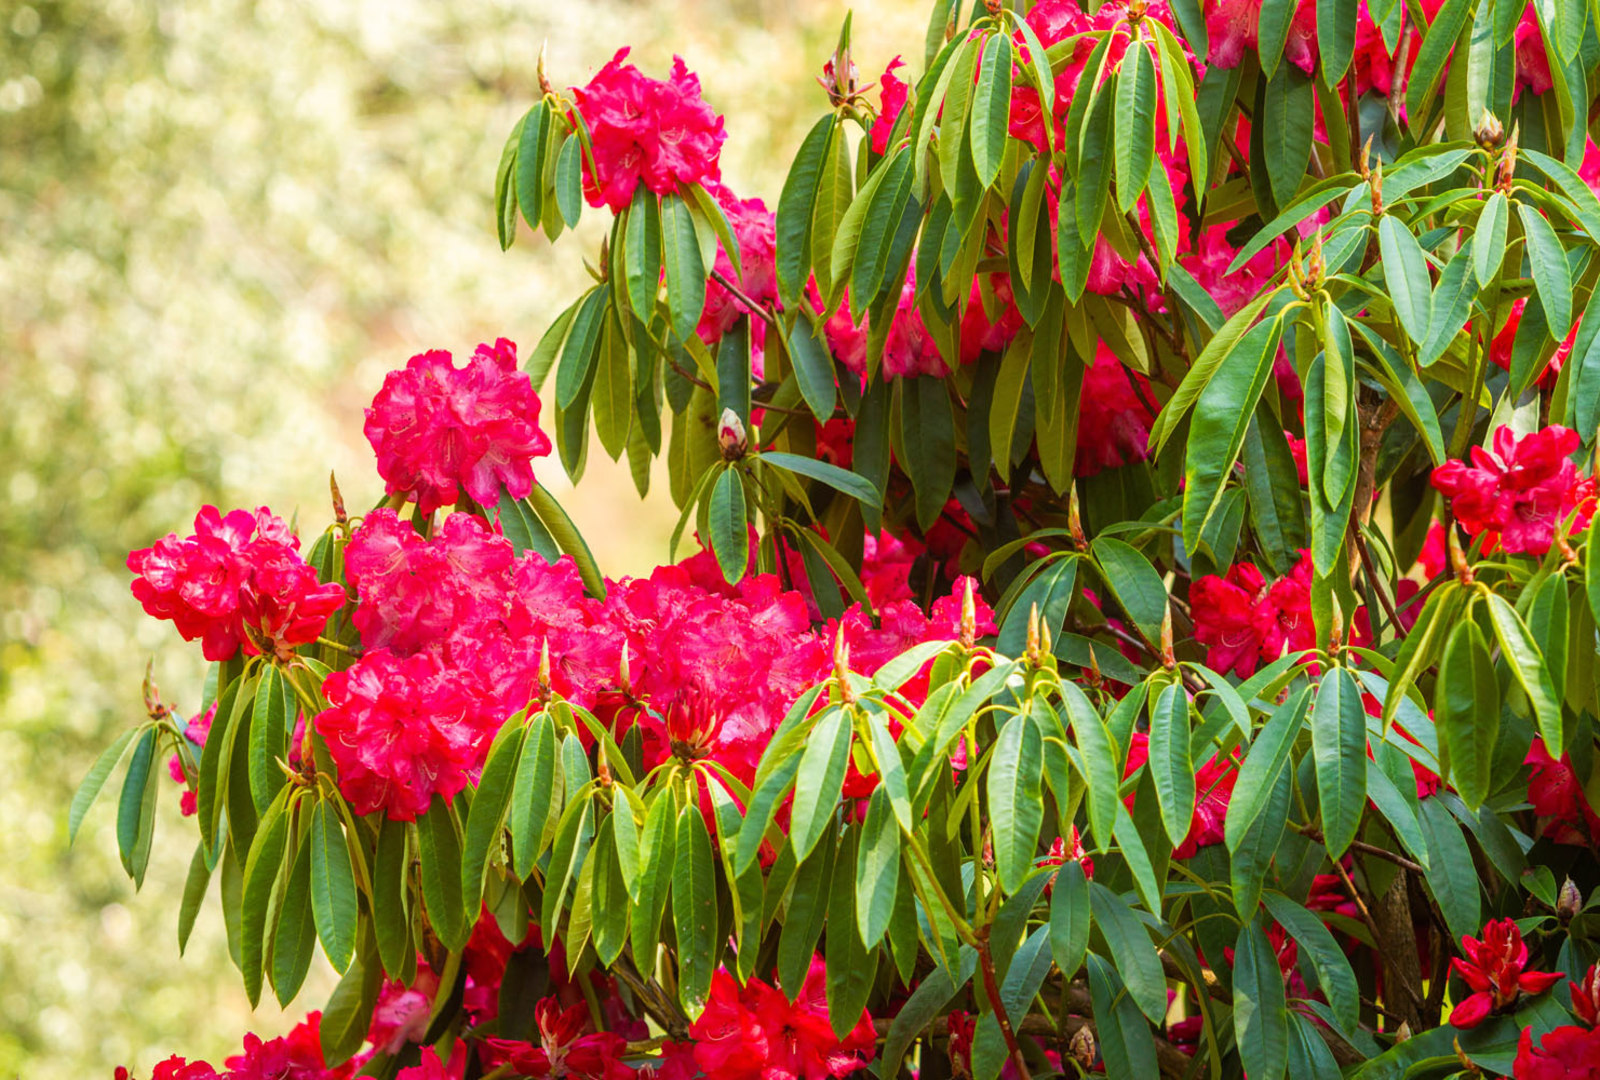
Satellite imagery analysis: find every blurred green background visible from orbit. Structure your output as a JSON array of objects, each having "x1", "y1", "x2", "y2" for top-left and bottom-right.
[{"x1": 0, "y1": 0, "x2": 925, "y2": 1074}]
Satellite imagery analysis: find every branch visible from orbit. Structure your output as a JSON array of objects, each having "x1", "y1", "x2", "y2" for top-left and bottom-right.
[{"x1": 977, "y1": 924, "x2": 1034, "y2": 1080}]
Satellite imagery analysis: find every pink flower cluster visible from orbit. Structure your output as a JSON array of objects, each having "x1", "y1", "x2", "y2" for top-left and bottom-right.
[
  {"x1": 1432, "y1": 425, "x2": 1594, "y2": 556},
  {"x1": 687, "y1": 958, "x2": 875, "y2": 1080},
  {"x1": 364, "y1": 339, "x2": 551, "y2": 516},
  {"x1": 116, "y1": 1012, "x2": 351, "y2": 1080},
  {"x1": 128, "y1": 507, "x2": 345, "y2": 662},
  {"x1": 1189, "y1": 554, "x2": 1315, "y2": 677},
  {"x1": 1449, "y1": 917, "x2": 1562, "y2": 1029},
  {"x1": 573, "y1": 47, "x2": 727, "y2": 213},
  {"x1": 1525, "y1": 738, "x2": 1600, "y2": 847},
  {"x1": 697, "y1": 184, "x2": 779, "y2": 372}
]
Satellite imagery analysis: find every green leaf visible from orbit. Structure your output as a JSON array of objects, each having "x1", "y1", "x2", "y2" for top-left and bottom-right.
[
  {"x1": 997, "y1": 556, "x2": 1078, "y2": 658},
  {"x1": 270, "y1": 840, "x2": 317, "y2": 1007},
  {"x1": 1049, "y1": 860, "x2": 1090, "y2": 976},
  {"x1": 1227, "y1": 688, "x2": 1309, "y2": 851},
  {"x1": 1149, "y1": 288, "x2": 1278, "y2": 453},
  {"x1": 988, "y1": 713, "x2": 1045, "y2": 893},
  {"x1": 825, "y1": 827, "x2": 877, "y2": 1037},
  {"x1": 970, "y1": 35, "x2": 1012, "y2": 190},
  {"x1": 1087, "y1": 955, "x2": 1160, "y2": 1080},
  {"x1": 590, "y1": 816, "x2": 629, "y2": 966},
  {"x1": 854, "y1": 786, "x2": 900, "y2": 947},
  {"x1": 1113, "y1": 42, "x2": 1157, "y2": 212},
  {"x1": 177, "y1": 842, "x2": 212, "y2": 955},
  {"x1": 761, "y1": 451, "x2": 882, "y2": 507},
  {"x1": 1378, "y1": 215, "x2": 1434, "y2": 343},
  {"x1": 1404, "y1": 0, "x2": 1473, "y2": 132},
  {"x1": 1417, "y1": 795, "x2": 1481, "y2": 942},
  {"x1": 554, "y1": 134, "x2": 583, "y2": 228},
  {"x1": 1231, "y1": 765, "x2": 1292, "y2": 918},
  {"x1": 116, "y1": 727, "x2": 160, "y2": 886},
  {"x1": 542, "y1": 792, "x2": 595, "y2": 935},
  {"x1": 556, "y1": 286, "x2": 610, "y2": 411},
  {"x1": 630, "y1": 790, "x2": 676, "y2": 965},
  {"x1": 1148, "y1": 683, "x2": 1195, "y2": 848},
  {"x1": 708, "y1": 466, "x2": 748, "y2": 585},
  {"x1": 1519, "y1": 202, "x2": 1574, "y2": 337},
  {"x1": 241, "y1": 792, "x2": 291, "y2": 1006},
  {"x1": 462, "y1": 720, "x2": 525, "y2": 914},
  {"x1": 69, "y1": 726, "x2": 137, "y2": 846},
  {"x1": 1262, "y1": 892, "x2": 1361, "y2": 1033},
  {"x1": 776, "y1": 114, "x2": 837, "y2": 310},
  {"x1": 1088, "y1": 883, "x2": 1167, "y2": 1024},
  {"x1": 786, "y1": 314, "x2": 838, "y2": 423},
  {"x1": 661, "y1": 193, "x2": 706, "y2": 342},
  {"x1": 624, "y1": 188, "x2": 663, "y2": 324},
  {"x1": 248, "y1": 665, "x2": 289, "y2": 816},
  {"x1": 372, "y1": 816, "x2": 411, "y2": 976},
  {"x1": 900, "y1": 376, "x2": 957, "y2": 530},
  {"x1": 1074, "y1": 83, "x2": 1115, "y2": 247},
  {"x1": 1227, "y1": 177, "x2": 1358, "y2": 273},
  {"x1": 674, "y1": 803, "x2": 718, "y2": 1017},
  {"x1": 1419, "y1": 240, "x2": 1479, "y2": 368},
  {"x1": 310, "y1": 800, "x2": 358, "y2": 974},
  {"x1": 1523, "y1": 147, "x2": 1600, "y2": 241},
  {"x1": 1475, "y1": 191, "x2": 1509, "y2": 285},
  {"x1": 1091, "y1": 538, "x2": 1168, "y2": 647},
  {"x1": 880, "y1": 954, "x2": 976, "y2": 1078},
  {"x1": 1318, "y1": 0, "x2": 1358, "y2": 81},
  {"x1": 1182, "y1": 314, "x2": 1283, "y2": 550},
  {"x1": 1485, "y1": 591, "x2": 1563, "y2": 750},
  {"x1": 848, "y1": 151, "x2": 915, "y2": 318},
  {"x1": 1258, "y1": 0, "x2": 1298, "y2": 78},
  {"x1": 1435, "y1": 619, "x2": 1499, "y2": 810},
  {"x1": 1261, "y1": 64, "x2": 1314, "y2": 214},
  {"x1": 1234, "y1": 918, "x2": 1290, "y2": 1080},
  {"x1": 1062, "y1": 681, "x2": 1121, "y2": 852},
  {"x1": 525, "y1": 482, "x2": 606, "y2": 599},
  {"x1": 790, "y1": 707, "x2": 852, "y2": 863},
  {"x1": 1365, "y1": 758, "x2": 1430, "y2": 869},
  {"x1": 510, "y1": 711, "x2": 558, "y2": 880},
  {"x1": 778, "y1": 827, "x2": 835, "y2": 995},
  {"x1": 320, "y1": 951, "x2": 381, "y2": 1069},
  {"x1": 1312, "y1": 668, "x2": 1367, "y2": 859},
  {"x1": 515, "y1": 101, "x2": 551, "y2": 232},
  {"x1": 418, "y1": 794, "x2": 468, "y2": 952}
]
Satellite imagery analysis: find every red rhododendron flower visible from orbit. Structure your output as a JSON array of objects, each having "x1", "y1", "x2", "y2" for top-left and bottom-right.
[
  {"x1": 1513, "y1": 1023, "x2": 1600, "y2": 1079},
  {"x1": 1525, "y1": 737, "x2": 1600, "y2": 845},
  {"x1": 1488, "y1": 298, "x2": 1580, "y2": 392},
  {"x1": 134, "y1": 1057, "x2": 221, "y2": 1080},
  {"x1": 1205, "y1": 0, "x2": 1318, "y2": 74},
  {"x1": 1125, "y1": 732, "x2": 1238, "y2": 858},
  {"x1": 482, "y1": 999, "x2": 635, "y2": 1080},
  {"x1": 128, "y1": 506, "x2": 341, "y2": 661},
  {"x1": 1038, "y1": 828, "x2": 1094, "y2": 888},
  {"x1": 316, "y1": 648, "x2": 496, "y2": 821},
  {"x1": 1190, "y1": 562, "x2": 1271, "y2": 676},
  {"x1": 1572, "y1": 963, "x2": 1600, "y2": 1028},
  {"x1": 1448, "y1": 918, "x2": 1562, "y2": 1028},
  {"x1": 1432, "y1": 424, "x2": 1593, "y2": 556},
  {"x1": 365, "y1": 340, "x2": 552, "y2": 515},
  {"x1": 572, "y1": 48, "x2": 726, "y2": 212},
  {"x1": 1076, "y1": 344, "x2": 1156, "y2": 477},
  {"x1": 225, "y1": 1013, "x2": 350, "y2": 1080},
  {"x1": 396, "y1": 1048, "x2": 461, "y2": 1080},
  {"x1": 165, "y1": 702, "x2": 216, "y2": 817},
  {"x1": 689, "y1": 958, "x2": 875, "y2": 1080},
  {"x1": 868, "y1": 58, "x2": 908, "y2": 156}
]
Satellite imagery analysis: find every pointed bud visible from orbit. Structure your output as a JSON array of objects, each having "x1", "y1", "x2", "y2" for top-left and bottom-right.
[
  {"x1": 1394, "y1": 1021, "x2": 1412, "y2": 1043},
  {"x1": 1357, "y1": 134, "x2": 1374, "y2": 180},
  {"x1": 718, "y1": 409, "x2": 748, "y2": 460},
  {"x1": 958, "y1": 577, "x2": 977, "y2": 649},
  {"x1": 1474, "y1": 109, "x2": 1504, "y2": 150},
  {"x1": 1559, "y1": 877, "x2": 1582, "y2": 923},
  {"x1": 1085, "y1": 645, "x2": 1103, "y2": 690},
  {"x1": 1068, "y1": 486, "x2": 1087, "y2": 550},
  {"x1": 618, "y1": 641, "x2": 632, "y2": 697},
  {"x1": 1025, "y1": 602, "x2": 1041, "y2": 664},
  {"x1": 1039, "y1": 620, "x2": 1053, "y2": 658},
  {"x1": 1160, "y1": 604, "x2": 1176, "y2": 670},
  {"x1": 833, "y1": 623, "x2": 854, "y2": 702},
  {"x1": 1329, "y1": 595, "x2": 1345, "y2": 653},
  {"x1": 1307, "y1": 228, "x2": 1325, "y2": 287},
  {"x1": 330, "y1": 471, "x2": 347, "y2": 526},
  {"x1": 538, "y1": 637, "x2": 552, "y2": 694},
  {"x1": 1370, "y1": 159, "x2": 1384, "y2": 217},
  {"x1": 1068, "y1": 1025, "x2": 1097, "y2": 1069},
  {"x1": 1447, "y1": 525, "x2": 1475, "y2": 585},
  {"x1": 142, "y1": 659, "x2": 164, "y2": 719},
  {"x1": 537, "y1": 40, "x2": 554, "y2": 97}
]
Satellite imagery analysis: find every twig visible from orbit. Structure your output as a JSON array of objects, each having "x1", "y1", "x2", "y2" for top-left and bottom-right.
[{"x1": 977, "y1": 924, "x2": 1034, "y2": 1080}]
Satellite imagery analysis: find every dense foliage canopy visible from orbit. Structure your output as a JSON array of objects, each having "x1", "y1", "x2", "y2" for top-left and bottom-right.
[{"x1": 81, "y1": 1, "x2": 1600, "y2": 1078}]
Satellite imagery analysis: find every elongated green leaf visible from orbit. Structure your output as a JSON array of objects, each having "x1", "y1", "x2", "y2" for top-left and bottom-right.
[
  {"x1": 786, "y1": 314, "x2": 838, "y2": 422},
  {"x1": 971, "y1": 35, "x2": 1012, "y2": 190},
  {"x1": 1318, "y1": 0, "x2": 1357, "y2": 81},
  {"x1": 510, "y1": 711, "x2": 558, "y2": 880},
  {"x1": 1435, "y1": 619, "x2": 1499, "y2": 809},
  {"x1": 248, "y1": 665, "x2": 289, "y2": 816},
  {"x1": 1262, "y1": 893, "x2": 1360, "y2": 1033},
  {"x1": 1378, "y1": 216, "x2": 1434, "y2": 343},
  {"x1": 526, "y1": 483, "x2": 606, "y2": 599},
  {"x1": 1183, "y1": 314, "x2": 1283, "y2": 549},
  {"x1": 630, "y1": 790, "x2": 676, "y2": 965},
  {"x1": 881, "y1": 954, "x2": 975, "y2": 1078},
  {"x1": 1475, "y1": 191, "x2": 1509, "y2": 285},
  {"x1": 1114, "y1": 42, "x2": 1157, "y2": 211},
  {"x1": 761, "y1": 451, "x2": 883, "y2": 507},
  {"x1": 177, "y1": 842, "x2": 212, "y2": 955},
  {"x1": 1062, "y1": 683, "x2": 1120, "y2": 851},
  {"x1": 988, "y1": 713, "x2": 1044, "y2": 893},
  {"x1": 1404, "y1": 0, "x2": 1473, "y2": 130},
  {"x1": 1049, "y1": 860, "x2": 1090, "y2": 976},
  {"x1": 1227, "y1": 688, "x2": 1309, "y2": 851},
  {"x1": 1232, "y1": 765, "x2": 1292, "y2": 917},
  {"x1": 310, "y1": 800, "x2": 357, "y2": 973},
  {"x1": 776, "y1": 115, "x2": 836, "y2": 309},
  {"x1": 1087, "y1": 955, "x2": 1160, "y2": 1080},
  {"x1": 463, "y1": 720, "x2": 525, "y2": 914},
  {"x1": 1091, "y1": 538, "x2": 1168, "y2": 647},
  {"x1": 1234, "y1": 918, "x2": 1290, "y2": 1080},
  {"x1": 70, "y1": 726, "x2": 137, "y2": 846},
  {"x1": 271, "y1": 840, "x2": 316, "y2": 1007},
  {"x1": 855, "y1": 787, "x2": 900, "y2": 948},
  {"x1": 789, "y1": 707, "x2": 852, "y2": 862},
  {"x1": 624, "y1": 187, "x2": 663, "y2": 323},
  {"x1": 1088, "y1": 884, "x2": 1167, "y2": 1023},
  {"x1": 1258, "y1": 0, "x2": 1297, "y2": 78},
  {"x1": 1520, "y1": 202, "x2": 1573, "y2": 337},
  {"x1": 1418, "y1": 795, "x2": 1481, "y2": 942},
  {"x1": 674, "y1": 804, "x2": 717, "y2": 1016},
  {"x1": 372, "y1": 816, "x2": 410, "y2": 976},
  {"x1": 556, "y1": 285, "x2": 610, "y2": 411},
  {"x1": 1485, "y1": 592, "x2": 1564, "y2": 751},
  {"x1": 241, "y1": 792, "x2": 291, "y2": 1006},
  {"x1": 418, "y1": 795, "x2": 468, "y2": 952},
  {"x1": 116, "y1": 728, "x2": 159, "y2": 885},
  {"x1": 1148, "y1": 684, "x2": 1195, "y2": 848},
  {"x1": 1149, "y1": 288, "x2": 1277, "y2": 452},
  {"x1": 516, "y1": 101, "x2": 551, "y2": 232},
  {"x1": 1312, "y1": 668, "x2": 1366, "y2": 859},
  {"x1": 708, "y1": 466, "x2": 748, "y2": 585},
  {"x1": 661, "y1": 194, "x2": 706, "y2": 342},
  {"x1": 1260, "y1": 64, "x2": 1314, "y2": 213},
  {"x1": 825, "y1": 827, "x2": 876, "y2": 1037},
  {"x1": 900, "y1": 376, "x2": 957, "y2": 530},
  {"x1": 497, "y1": 489, "x2": 560, "y2": 563},
  {"x1": 778, "y1": 827, "x2": 835, "y2": 995}
]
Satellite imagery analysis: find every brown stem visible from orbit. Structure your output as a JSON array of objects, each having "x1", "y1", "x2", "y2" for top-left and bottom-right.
[
  {"x1": 977, "y1": 924, "x2": 1034, "y2": 1080},
  {"x1": 1371, "y1": 869, "x2": 1426, "y2": 1029},
  {"x1": 1291, "y1": 823, "x2": 1425, "y2": 874},
  {"x1": 1351, "y1": 528, "x2": 1407, "y2": 641},
  {"x1": 709, "y1": 267, "x2": 781, "y2": 333}
]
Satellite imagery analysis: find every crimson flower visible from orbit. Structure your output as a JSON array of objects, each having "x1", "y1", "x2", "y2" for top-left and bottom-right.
[
  {"x1": 482, "y1": 999, "x2": 635, "y2": 1080},
  {"x1": 1431, "y1": 424, "x2": 1593, "y2": 556},
  {"x1": 1572, "y1": 964, "x2": 1600, "y2": 1028},
  {"x1": 225, "y1": 1012, "x2": 350, "y2": 1080},
  {"x1": 689, "y1": 958, "x2": 875, "y2": 1080},
  {"x1": 1448, "y1": 918, "x2": 1562, "y2": 1028},
  {"x1": 1513, "y1": 1023, "x2": 1600, "y2": 1080},
  {"x1": 364, "y1": 340, "x2": 552, "y2": 515},
  {"x1": 1189, "y1": 562, "x2": 1271, "y2": 676},
  {"x1": 868, "y1": 58, "x2": 907, "y2": 155}
]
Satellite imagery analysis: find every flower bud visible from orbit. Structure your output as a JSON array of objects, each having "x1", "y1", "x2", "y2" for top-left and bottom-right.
[
  {"x1": 538, "y1": 636, "x2": 552, "y2": 695},
  {"x1": 618, "y1": 641, "x2": 632, "y2": 697},
  {"x1": 718, "y1": 408, "x2": 748, "y2": 460},
  {"x1": 1025, "y1": 602, "x2": 1041, "y2": 665},
  {"x1": 330, "y1": 471, "x2": 348, "y2": 526},
  {"x1": 1068, "y1": 485, "x2": 1087, "y2": 550},
  {"x1": 833, "y1": 623, "x2": 854, "y2": 702},
  {"x1": 537, "y1": 40, "x2": 554, "y2": 97},
  {"x1": 1447, "y1": 524, "x2": 1475, "y2": 585},
  {"x1": 1068, "y1": 1025, "x2": 1097, "y2": 1069},
  {"x1": 1558, "y1": 877, "x2": 1582, "y2": 924},
  {"x1": 958, "y1": 577, "x2": 977, "y2": 649},
  {"x1": 1474, "y1": 109, "x2": 1504, "y2": 150}
]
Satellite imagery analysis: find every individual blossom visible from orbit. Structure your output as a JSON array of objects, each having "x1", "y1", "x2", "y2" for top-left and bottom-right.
[
  {"x1": 1189, "y1": 562, "x2": 1272, "y2": 676},
  {"x1": 165, "y1": 702, "x2": 216, "y2": 817},
  {"x1": 1076, "y1": 344, "x2": 1156, "y2": 477},
  {"x1": 572, "y1": 48, "x2": 726, "y2": 212},
  {"x1": 689, "y1": 958, "x2": 875, "y2": 1080},
  {"x1": 1431, "y1": 424, "x2": 1594, "y2": 556},
  {"x1": 365, "y1": 340, "x2": 552, "y2": 515},
  {"x1": 868, "y1": 57, "x2": 908, "y2": 156},
  {"x1": 235, "y1": 540, "x2": 348, "y2": 661},
  {"x1": 1448, "y1": 918, "x2": 1562, "y2": 1028},
  {"x1": 1038, "y1": 828, "x2": 1094, "y2": 891},
  {"x1": 1525, "y1": 738, "x2": 1600, "y2": 846},
  {"x1": 316, "y1": 649, "x2": 496, "y2": 821},
  {"x1": 1572, "y1": 963, "x2": 1600, "y2": 1028},
  {"x1": 1513, "y1": 1023, "x2": 1600, "y2": 1080},
  {"x1": 1205, "y1": 0, "x2": 1318, "y2": 75},
  {"x1": 225, "y1": 1013, "x2": 351, "y2": 1080},
  {"x1": 481, "y1": 998, "x2": 635, "y2": 1080}
]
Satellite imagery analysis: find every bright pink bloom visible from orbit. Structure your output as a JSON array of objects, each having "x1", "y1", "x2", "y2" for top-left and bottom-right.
[
  {"x1": 141, "y1": 1058, "x2": 221, "y2": 1080},
  {"x1": 1432, "y1": 425, "x2": 1593, "y2": 556},
  {"x1": 697, "y1": 186, "x2": 778, "y2": 367},
  {"x1": 1488, "y1": 298, "x2": 1579, "y2": 392},
  {"x1": 1448, "y1": 918, "x2": 1562, "y2": 1028},
  {"x1": 396, "y1": 1048, "x2": 460, "y2": 1080},
  {"x1": 572, "y1": 48, "x2": 726, "y2": 212},
  {"x1": 1190, "y1": 562, "x2": 1271, "y2": 676},
  {"x1": 959, "y1": 274, "x2": 1025, "y2": 362},
  {"x1": 225, "y1": 1013, "x2": 350, "y2": 1080},
  {"x1": 1206, "y1": 0, "x2": 1318, "y2": 74},
  {"x1": 869, "y1": 58, "x2": 908, "y2": 156},
  {"x1": 689, "y1": 958, "x2": 875, "y2": 1080},
  {"x1": 365, "y1": 340, "x2": 552, "y2": 515},
  {"x1": 367, "y1": 973, "x2": 439, "y2": 1055},
  {"x1": 1514, "y1": 4, "x2": 1554, "y2": 99},
  {"x1": 316, "y1": 649, "x2": 496, "y2": 821},
  {"x1": 166, "y1": 703, "x2": 216, "y2": 817},
  {"x1": 1076, "y1": 344, "x2": 1156, "y2": 477},
  {"x1": 1513, "y1": 1023, "x2": 1600, "y2": 1079},
  {"x1": 482, "y1": 999, "x2": 635, "y2": 1080},
  {"x1": 817, "y1": 270, "x2": 947, "y2": 379},
  {"x1": 128, "y1": 506, "x2": 341, "y2": 661},
  {"x1": 1038, "y1": 828, "x2": 1094, "y2": 888}
]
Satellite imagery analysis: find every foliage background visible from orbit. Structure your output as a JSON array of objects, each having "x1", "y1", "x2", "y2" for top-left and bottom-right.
[{"x1": 0, "y1": 0, "x2": 924, "y2": 1073}]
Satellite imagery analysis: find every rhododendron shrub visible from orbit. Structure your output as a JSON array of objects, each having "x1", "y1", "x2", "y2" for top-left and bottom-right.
[{"x1": 78, "y1": 3, "x2": 1600, "y2": 1080}]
